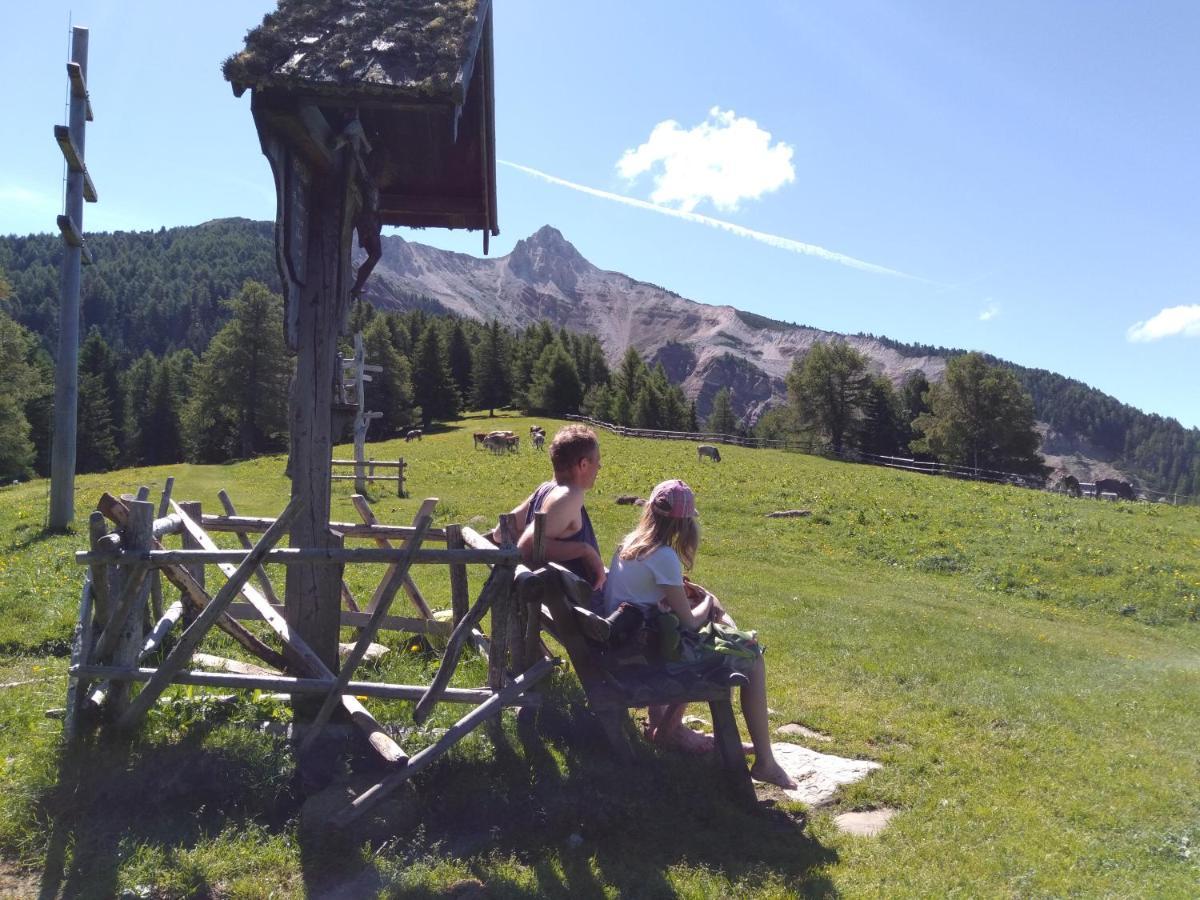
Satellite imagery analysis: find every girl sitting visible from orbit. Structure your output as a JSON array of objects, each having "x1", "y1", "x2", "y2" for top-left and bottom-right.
[{"x1": 602, "y1": 479, "x2": 797, "y2": 789}]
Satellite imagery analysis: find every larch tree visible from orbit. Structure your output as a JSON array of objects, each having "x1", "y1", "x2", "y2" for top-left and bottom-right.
[
  {"x1": 910, "y1": 352, "x2": 1047, "y2": 475},
  {"x1": 786, "y1": 340, "x2": 871, "y2": 453}
]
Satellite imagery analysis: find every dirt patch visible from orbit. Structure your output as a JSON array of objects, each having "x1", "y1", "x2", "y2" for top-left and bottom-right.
[{"x1": 0, "y1": 858, "x2": 39, "y2": 899}]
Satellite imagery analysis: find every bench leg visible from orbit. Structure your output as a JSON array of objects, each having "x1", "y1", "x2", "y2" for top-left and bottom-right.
[
  {"x1": 593, "y1": 708, "x2": 636, "y2": 764},
  {"x1": 710, "y1": 697, "x2": 756, "y2": 805}
]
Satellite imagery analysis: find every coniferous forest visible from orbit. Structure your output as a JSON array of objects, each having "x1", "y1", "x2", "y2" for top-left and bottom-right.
[{"x1": 0, "y1": 219, "x2": 1195, "y2": 497}]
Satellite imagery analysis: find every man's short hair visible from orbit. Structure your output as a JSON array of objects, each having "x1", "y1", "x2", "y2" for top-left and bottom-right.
[{"x1": 550, "y1": 425, "x2": 599, "y2": 474}]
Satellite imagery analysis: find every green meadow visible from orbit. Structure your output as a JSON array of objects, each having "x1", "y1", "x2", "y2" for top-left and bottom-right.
[{"x1": 1, "y1": 414, "x2": 1198, "y2": 898}]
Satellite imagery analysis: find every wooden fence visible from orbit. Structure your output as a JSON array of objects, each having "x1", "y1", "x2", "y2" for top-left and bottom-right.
[
  {"x1": 330, "y1": 457, "x2": 406, "y2": 496},
  {"x1": 565, "y1": 414, "x2": 1196, "y2": 504}
]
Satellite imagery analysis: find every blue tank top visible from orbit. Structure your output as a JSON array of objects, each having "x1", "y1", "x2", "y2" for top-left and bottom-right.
[{"x1": 526, "y1": 481, "x2": 599, "y2": 583}]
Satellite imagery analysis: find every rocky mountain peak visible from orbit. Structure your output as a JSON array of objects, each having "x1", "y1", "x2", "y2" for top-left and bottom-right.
[{"x1": 506, "y1": 225, "x2": 593, "y2": 292}]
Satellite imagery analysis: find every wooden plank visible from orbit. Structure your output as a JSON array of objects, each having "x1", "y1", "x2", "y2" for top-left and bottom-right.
[
  {"x1": 90, "y1": 562, "x2": 149, "y2": 662},
  {"x1": 71, "y1": 664, "x2": 541, "y2": 706},
  {"x1": 139, "y1": 600, "x2": 183, "y2": 660},
  {"x1": 115, "y1": 497, "x2": 302, "y2": 729},
  {"x1": 333, "y1": 657, "x2": 558, "y2": 827},
  {"x1": 218, "y1": 490, "x2": 283, "y2": 606},
  {"x1": 175, "y1": 501, "x2": 407, "y2": 765},
  {"x1": 445, "y1": 524, "x2": 470, "y2": 625},
  {"x1": 99, "y1": 494, "x2": 286, "y2": 668},
  {"x1": 63, "y1": 571, "x2": 95, "y2": 743},
  {"x1": 414, "y1": 561, "x2": 509, "y2": 725},
  {"x1": 65, "y1": 61, "x2": 94, "y2": 120},
  {"x1": 489, "y1": 514, "x2": 518, "y2": 690},
  {"x1": 55, "y1": 214, "x2": 93, "y2": 264},
  {"x1": 459, "y1": 526, "x2": 498, "y2": 553},
  {"x1": 351, "y1": 494, "x2": 434, "y2": 620},
  {"x1": 172, "y1": 500, "x2": 331, "y2": 678},
  {"x1": 108, "y1": 501, "x2": 154, "y2": 716},
  {"x1": 299, "y1": 499, "x2": 437, "y2": 755},
  {"x1": 75, "y1": 546, "x2": 517, "y2": 566},
  {"x1": 201, "y1": 512, "x2": 445, "y2": 538},
  {"x1": 225, "y1": 603, "x2": 451, "y2": 636},
  {"x1": 87, "y1": 511, "x2": 112, "y2": 625}
]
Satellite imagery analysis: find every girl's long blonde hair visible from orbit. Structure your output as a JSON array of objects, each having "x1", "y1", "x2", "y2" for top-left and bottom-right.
[{"x1": 618, "y1": 496, "x2": 700, "y2": 570}]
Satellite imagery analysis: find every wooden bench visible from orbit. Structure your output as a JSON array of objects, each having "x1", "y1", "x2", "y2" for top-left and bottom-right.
[{"x1": 513, "y1": 561, "x2": 756, "y2": 804}]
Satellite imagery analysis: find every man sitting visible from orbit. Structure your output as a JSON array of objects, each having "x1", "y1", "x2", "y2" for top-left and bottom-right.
[{"x1": 491, "y1": 425, "x2": 606, "y2": 592}]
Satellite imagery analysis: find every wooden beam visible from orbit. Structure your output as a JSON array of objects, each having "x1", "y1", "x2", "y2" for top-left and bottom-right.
[
  {"x1": 202, "y1": 512, "x2": 445, "y2": 539},
  {"x1": 413, "y1": 561, "x2": 510, "y2": 725},
  {"x1": 225, "y1": 602, "x2": 450, "y2": 636},
  {"x1": 333, "y1": 656, "x2": 558, "y2": 827},
  {"x1": 351, "y1": 494, "x2": 435, "y2": 621},
  {"x1": 299, "y1": 499, "x2": 437, "y2": 755},
  {"x1": 115, "y1": 498, "x2": 302, "y2": 729},
  {"x1": 56, "y1": 215, "x2": 93, "y2": 265},
  {"x1": 71, "y1": 664, "x2": 541, "y2": 706},
  {"x1": 75, "y1": 546, "x2": 517, "y2": 567},
  {"x1": 66, "y1": 61, "x2": 94, "y2": 121},
  {"x1": 52, "y1": 126, "x2": 97, "y2": 201},
  {"x1": 173, "y1": 502, "x2": 407, "y2": 765}
]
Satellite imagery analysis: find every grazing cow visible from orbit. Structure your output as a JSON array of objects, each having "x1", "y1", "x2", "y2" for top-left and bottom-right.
[
  {"x1": 405, "y1": 428, "x2": 423, "y2": 442},
  {"x1": 483, "y1": 435, "x2": 506, "y2": 454},
  {"x1": 505, "y1": 434, "x2": 520, "y2": 452},
  {"x1": 1059, "y1": 475, "x2": 1082, "y2": 498},
  {"x1": 532, "y1": 431, "x2": 545, "y2": 451},
  {"x1": 530, "y1": 425, "x2": 545, "y2": 437},
  {"x1": 615, "y1": 495, "x2": 644, "y2": 505},
  {"x1": 697, "y1": 444, "x2": 721, "y2": 463},
  {"x1": 1093, "y1": 477, "x2": 1134, "y2": 500},
  {"x1": 473, "y1": 432, "x2": 488, "y2": 450}
]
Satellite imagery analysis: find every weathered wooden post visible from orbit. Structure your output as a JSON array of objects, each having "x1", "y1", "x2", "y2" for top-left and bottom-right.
[
  {"x1": 224, "y1": 0, "x2": 498, "y2": 682},
  {"x1": 345, "y1": 332, "x2": 383, "y2": 494},
  {"x1": 49, "y1": 25, "x2": 98, "y2": 530}
]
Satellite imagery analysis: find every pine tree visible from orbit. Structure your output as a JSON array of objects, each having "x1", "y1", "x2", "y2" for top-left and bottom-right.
[
  {"x1": 361, "y1": 317, "x2": 416, "y2": 436},
  {"x1": 183, "y1": 281, "x2": 292, "y2": 462},
  {"x1": 706, "y1": 387, "x2": 738, "y2": 434},
  {"x1": 859, "y1": 376, "x2": 904, "y2": 455},
  {"x1": 687, "y1": 400, "x2": 699, "y2": 433},
  {"x1": 411, "y1": 322, "x2": 459, "y2": 425},
  {"x1": 470, "y1": 321, "x2": 510, "y2": 416},
  {"x1": 76, "y1": 329, "x2": 122, "y2": 471},
  {"x1": 527, "y1": 343, "x2": 584, "y2": 415},
  {"x1": 0, "y1": 310, "x2": 39, "y2": 480},
  {"x1": 446, "y1": 319, "x2": 474, "y2": 402}
]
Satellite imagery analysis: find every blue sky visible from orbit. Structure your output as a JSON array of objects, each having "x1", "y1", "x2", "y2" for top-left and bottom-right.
[{"x1": 2, "y1": 1, "x2": 1197, "y2": 427}]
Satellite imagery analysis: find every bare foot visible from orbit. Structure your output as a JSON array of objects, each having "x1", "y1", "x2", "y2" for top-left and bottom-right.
[{"x1": 750, "y1": 759, "x2": 798, "y2": 790}]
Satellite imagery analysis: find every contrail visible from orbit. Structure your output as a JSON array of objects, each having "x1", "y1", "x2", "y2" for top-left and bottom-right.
[{"x1": 500, "y1": 160, "x2": 918, "y2": 280}]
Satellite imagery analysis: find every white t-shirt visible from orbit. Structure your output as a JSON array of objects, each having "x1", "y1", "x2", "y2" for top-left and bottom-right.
[{"x1": 601, "y1": 544, "x2": 684, "y2": 616}]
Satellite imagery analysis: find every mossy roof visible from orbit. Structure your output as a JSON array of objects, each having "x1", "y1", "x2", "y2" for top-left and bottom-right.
[{"x1": 223, "y1": 0, "x2": 488, "y2": 104}]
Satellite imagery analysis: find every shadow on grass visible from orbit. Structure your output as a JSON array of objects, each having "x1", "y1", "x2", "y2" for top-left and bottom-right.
[
  {"x1": 33, "y1": 689, "x2": 835, "y2": 898},
  {"x1": 4, "y1": 525, "x2": 70, "y2": 554},
  {"x1": 304, "y1": 694, "x2": 838, "y2": 898},
  {"x1": 36, "y1": 709, "x2": 299, "y2": 900}
]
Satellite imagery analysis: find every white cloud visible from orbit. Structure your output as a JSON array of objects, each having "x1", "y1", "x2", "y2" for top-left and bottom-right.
[
  {"x1": 501, "y1": 161, "x2": 920, "y2": 279},
  {"x1": 1126, "y1": 305, "x2": 1200, "y2": 342},
  {"x1": 979, "y1": 302, "x2": 999, "y2": 321},
  {"x1": 616, "y1": 107, "x2": 795, "y2": 212}
]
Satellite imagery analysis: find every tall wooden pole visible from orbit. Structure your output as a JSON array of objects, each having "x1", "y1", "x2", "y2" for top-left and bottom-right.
[{"x1": 49, "y1": 26, "x2": 90, "y2": 530}]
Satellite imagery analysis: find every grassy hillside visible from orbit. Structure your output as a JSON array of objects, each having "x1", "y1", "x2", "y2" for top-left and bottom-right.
[{"x1": 1, "y1": 414, "x2": 1198, "y2": 897}]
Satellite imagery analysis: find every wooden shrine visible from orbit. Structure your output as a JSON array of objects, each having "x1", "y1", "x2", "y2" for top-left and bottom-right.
[{"x1": 221, "y1": 0, "x2": 498, "y2": 672}]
